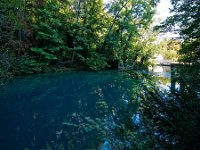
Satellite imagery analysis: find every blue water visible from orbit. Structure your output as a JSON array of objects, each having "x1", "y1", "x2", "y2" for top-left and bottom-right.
[{"x1": 0, "y1": 71, "x2": 141, "y2": 150}]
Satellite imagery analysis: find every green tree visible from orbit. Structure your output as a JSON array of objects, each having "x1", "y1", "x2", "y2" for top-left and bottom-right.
[
  {"x1": 160, "y1": 0, "x2": 200, "y2": 63},
  {"x1": 31, "y1": 0, "x2": 68, "y2": 63},
  {"x1": 69, "y1": 0, "x2": 108, "y2": 70},
  {"x1": 130, "y1": 27, "x2": 160, "y2": 67},
  {"x1": 1, "y1": 0, "x2": 161, "y2": 74},
  {"x1": 102, "y1": 0, "x2": 159, "y2": 67},
  {"x1": 159, "y1": 39, "x2": 180, "y2": 62}
]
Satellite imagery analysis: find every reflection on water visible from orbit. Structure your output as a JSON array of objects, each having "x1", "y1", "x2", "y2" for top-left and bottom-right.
[
  {"x1": 0, "y1": 68, "x2": 199, "y2": 150},
  {"x1": 147, "y1": 65, "x2": 171, "y2": 92},
  {"x1": 148, "y1": 65, "x2": 171, "y2": 78},
  {"x1": 0, "y1": 71, "x2": 140, "y2": 150}
]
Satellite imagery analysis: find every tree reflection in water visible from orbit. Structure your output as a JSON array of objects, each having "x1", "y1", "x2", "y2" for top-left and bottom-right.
[
  {"x1": 128, "y1": 66, "x2": 200, "y2": 149},
  {"x1": 61, "y1": 69, "x2": 200, "y2": 150},
  {"x1": 0, "y1": 68, "x2": 199, "y2": 150}
]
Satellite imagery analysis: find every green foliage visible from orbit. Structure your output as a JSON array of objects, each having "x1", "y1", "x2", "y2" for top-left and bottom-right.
[
  {"x1": 31, "y1": 0, "x2": 68, "y2": 62},
  {"x1": 102, "y1": 0, "x2": 159, "y2": 67},
  {"x1": 162, "y1": 49, "x2": 177, "y2": 61},
  {"x1": 11, "y1": 58, "x2": 48, "y2": 75},
  {"x1": 160, "y1": 0, "x2": 200, "y2": 63},
  {"x1": 179, "y1": 39, "x2": 200, "y2": 63},
  {"x1": 31, "y1": 48, "x2": 57, "y2": 60},
  {"x1": 85, "y1": 52, "x2": 108, "y2": 70},
  {"x1": 130, "y1": 28, "x2": 160, "y2": 67},
  {"x1": 69, "y1": 0, "x2": 108, "y2": 64},
  {"x1": 159, "y1": 39, "x2": 180, "y2": 61},
  {"x1": 1, "y1": 0, "x2": 160, "y2": 73}
]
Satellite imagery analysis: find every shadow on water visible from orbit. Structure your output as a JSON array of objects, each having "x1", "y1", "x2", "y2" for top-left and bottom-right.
[
  {"x1": 138, "y1": 64, "x2": 200, "y2": 149},
  {"x1": 0, "y1": 67, "x2": 199, "y2": 150},
  {"x1": 0, "y1": 71, "x2": 138, "y2": 150}
]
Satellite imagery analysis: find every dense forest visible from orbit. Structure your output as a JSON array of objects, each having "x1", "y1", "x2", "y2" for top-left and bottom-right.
[
  {"x1": 0, "y1": 0, "x2": 199, "y2": 75},
  {"x1": 0, "y1": 0, "x2": 157, "y2": 75}
]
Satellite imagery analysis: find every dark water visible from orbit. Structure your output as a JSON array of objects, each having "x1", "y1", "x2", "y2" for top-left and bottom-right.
[
  {"x1": 1, "y1": 69, "x2": 199, "y2": 150},
  {"x1": 0, "y1": 71, "x2": 142, "y2": 150}
]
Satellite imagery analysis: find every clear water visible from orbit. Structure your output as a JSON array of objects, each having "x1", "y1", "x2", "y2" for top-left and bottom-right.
[
  {"x1": 148, "y1": 66, "x2": 171, "y2": 78},
  {"x1": 0, "y1": 71, "x2": 142, "y2": 150}
]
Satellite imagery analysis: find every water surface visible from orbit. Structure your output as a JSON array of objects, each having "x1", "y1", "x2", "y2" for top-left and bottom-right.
[{"x1": 0, "y1": 71, "x2": 142, "y2": 150}]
